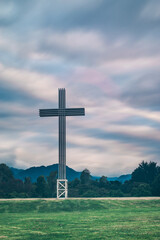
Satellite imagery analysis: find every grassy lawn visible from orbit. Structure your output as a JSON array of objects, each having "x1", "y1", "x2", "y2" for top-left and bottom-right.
[{"x1": 0, "y1": 199, "x2": 160, "y2": 239}]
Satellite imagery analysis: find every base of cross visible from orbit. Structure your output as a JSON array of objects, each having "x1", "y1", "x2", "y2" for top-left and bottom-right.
[{"x1": 57, "y1": 179, "x2": 68, "y2": 199}]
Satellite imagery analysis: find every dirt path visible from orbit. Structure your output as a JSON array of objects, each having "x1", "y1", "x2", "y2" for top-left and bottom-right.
[{"x1": 0, "y1": 197, "x2": 160, "y2": 201}]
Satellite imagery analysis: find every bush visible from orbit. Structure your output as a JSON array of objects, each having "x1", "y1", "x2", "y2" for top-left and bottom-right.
[{"x1": 131, "y1": 183, "x2": 152, "y2": 197}]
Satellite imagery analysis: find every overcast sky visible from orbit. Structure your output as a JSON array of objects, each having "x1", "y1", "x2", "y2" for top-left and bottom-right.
[{"x1": 0, "y1": 0, "x2": 160, "y2": 177}]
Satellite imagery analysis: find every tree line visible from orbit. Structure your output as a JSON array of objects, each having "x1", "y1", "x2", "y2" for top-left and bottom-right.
[{"x1": 0, "y1": 161, "x2": 160, "y2": 198}]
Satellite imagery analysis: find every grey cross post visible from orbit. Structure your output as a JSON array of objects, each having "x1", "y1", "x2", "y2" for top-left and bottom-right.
[{"x1": 39, "y1": 88, "x2": 85, "y2": 198}]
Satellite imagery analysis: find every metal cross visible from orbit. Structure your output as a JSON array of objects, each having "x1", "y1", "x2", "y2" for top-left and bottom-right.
[{"x1": 39, "y1": 88, "x2": 85, "y2": 198}]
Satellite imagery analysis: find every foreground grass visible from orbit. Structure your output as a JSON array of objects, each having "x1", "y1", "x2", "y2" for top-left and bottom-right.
[{"x1": 0, "y1": 199, "x2": 160, "y2": 239}]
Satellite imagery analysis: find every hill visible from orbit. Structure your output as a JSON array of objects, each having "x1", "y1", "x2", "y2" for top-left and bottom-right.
[
  {"x1": 11, "y1": 164, "x2": 81, "y2": 182},
  {"x1": 10, "y1": 164, "x2": 131, "y2": 183},
  {"x1": 108, "y1": 174, "x2": 131, "y2": 183}
]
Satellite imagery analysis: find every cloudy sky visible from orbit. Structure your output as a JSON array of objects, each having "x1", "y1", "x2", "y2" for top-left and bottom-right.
[{"x1": 0, "y1": 0, "x2": 160, "y2": 177}]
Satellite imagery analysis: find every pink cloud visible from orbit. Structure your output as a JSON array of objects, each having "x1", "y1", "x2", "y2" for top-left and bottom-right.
[{"x1": 73, "y1": 67, "x2": 119, "y2": 97}]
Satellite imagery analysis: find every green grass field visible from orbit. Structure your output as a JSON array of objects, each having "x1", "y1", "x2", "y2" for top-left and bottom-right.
[{"x1": 0, "y1": 199, "x2": 160, "y2": 240}]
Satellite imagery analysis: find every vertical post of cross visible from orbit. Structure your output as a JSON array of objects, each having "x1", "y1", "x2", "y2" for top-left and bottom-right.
[
  {"x1": 57, "y1": 88, "x2": 67, "y2": 198},
  {"x1": 39, "y1": 88, "x2": 85, "y2": 199}
]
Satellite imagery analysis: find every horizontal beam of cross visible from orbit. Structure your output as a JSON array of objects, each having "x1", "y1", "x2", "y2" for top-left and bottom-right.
[{"x1": 39, "y1": 108, "x2": 85, "y2": 117}]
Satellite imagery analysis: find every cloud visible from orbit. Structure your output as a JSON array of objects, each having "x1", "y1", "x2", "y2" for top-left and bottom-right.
[
  {"x1": 120, "y1": 72, "x2": 160, "y2": 110},
  {"x1": 0, "y1": 63, "x2": 60, "y2": 102},
  {"x1": 0, "y1": 0, "x2": 18, "y2": 25},
  {"x1": 0, "y1": 0, "x2": 160, "y2": 177},
  {"x1": 100, "y1": 57, "x2": 160, "y2": 75},
  {"x1": 37, "y1": 30, "x2": 105, "y2": 63},
  {"x1": 67, "y1": 134, "x2": 156, "y2": 176},
  {"x1": 0, "y1": 127, "x2": 156, "y2": 176},
  {"x1": 105, "y1": 124, "x2": 160, "y2": 142},
  {"x1": 140, "y1": 0, "x2": 160, "y2": 21}
]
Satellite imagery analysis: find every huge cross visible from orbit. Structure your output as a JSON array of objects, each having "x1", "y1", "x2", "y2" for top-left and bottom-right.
[{"x1": 39, "y1": 88, "x2": 85, "y2": 198}]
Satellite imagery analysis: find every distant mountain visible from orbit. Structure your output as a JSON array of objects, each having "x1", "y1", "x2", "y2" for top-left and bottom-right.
[
  {"x1": 10, "y1": 167, "x2": 23, "y2": 176},
  {"x1": 11, "y1": 164, "x2": 81, "y2": 182},
  {"x1": 117, "y1": 174, "x2": 131, "y2": 183},
  {"x1": 108, "y1": 174, "x2": 131, "y2": 183},
  {"x1": 10, "y1": 164, "x2": 131, "y2": 183}
]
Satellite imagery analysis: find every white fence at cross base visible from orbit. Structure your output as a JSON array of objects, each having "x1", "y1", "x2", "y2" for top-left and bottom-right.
[{"x1": 57, "y1": 179, "x2": 68, "y2": 199}]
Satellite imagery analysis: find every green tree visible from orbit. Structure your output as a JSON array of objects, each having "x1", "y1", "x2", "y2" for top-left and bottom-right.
[
  {"x1": 99, "y1": 176, "x2": 109, "y2": 188},
  {"x1": 110, "y1": 180, "x2": 121, "y2": 190},
  {"x1": 151, "y1": 173, "x2": 160, "y2": 196},
  {"x1": 121, "y1": 180, "x2": 133, "y2": 196},
  {"x1": 0, "y1": 164, "x2": 15, "y2": 197},
  {"x1": 0, "y1": 163, "x2": 14, "y2": 182},
  {"x1": 47, "y1": 171, "x2": 57, "y2": 197},
  {"x1": 131, "y1": 183, "x2": 152, "y2": 197},
  {"x1": 110, "y1": 189, "x2": 124, "y2": 197},
  {"x1": 36, "y1": 176, "x2": 48, "y2": 197},
  {"x1": 24, "y1": 177, "x2": 33, "y2": 197},
  {"x1": 80, "y1": 169, "x2": 91, "y2": 184},
  {"x1": 132, "y1": 161, "x2": 158, "y2": 184},
  {"x1": 73, "y1": 178, "x2": 80, "y2": 187}
]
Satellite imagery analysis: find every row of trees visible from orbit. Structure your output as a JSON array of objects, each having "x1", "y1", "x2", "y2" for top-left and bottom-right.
[
  {"x1": 0, "y1": 161, "x2": 160, "y2": 198},
  {"x1": 69, "y1": 161, "x2": 160, "y2": 197},
  {"x1": 0, "y1": 164, "x2": 57, "y2": 198}
]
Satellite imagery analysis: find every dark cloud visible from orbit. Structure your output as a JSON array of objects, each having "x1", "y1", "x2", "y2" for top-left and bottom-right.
[
  {"x1": 35, "y1": 0, "x2": 160, "y2": 39},
  {"x1": 2, "y1": 0, "x2": 159, "y2": 38},
  {"x1": 1, "y1": 0, "x2": 160, "y2": 69},
  {"x1": 0, "y1": 81, "x2": 41, "y2": 106},
  {"x1": 121, "y1": 72, "x2": 160, "y2": 110},
  {"x1": 86, "y1": 127, "x2": 160, "y2": 143}
]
